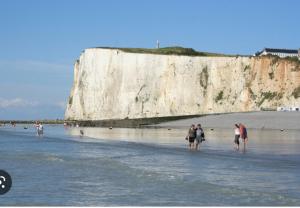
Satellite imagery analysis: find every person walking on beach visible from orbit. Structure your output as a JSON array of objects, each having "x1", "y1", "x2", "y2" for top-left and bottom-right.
[
  {"x1": 234, "y1": 124, "x2": 240, "y2": 150},
  {"x1": 195, "y1": 124, "x2": 204, "y2": 150},
  {"x1": 80, "y1": 129, "x2": 84, "y2": 137},
  {"x1": 239, "y1": 123, "x2": 248, "y2": 151},
  {"x1": 34, "y1": 121, "x2": 40, "y2": 136},
  {"x1": 186, "y1": 124, "x2": 196, "y2": 150},
  {"x1": 37, "y1": 122, "x2": 44, "y2": 137}
]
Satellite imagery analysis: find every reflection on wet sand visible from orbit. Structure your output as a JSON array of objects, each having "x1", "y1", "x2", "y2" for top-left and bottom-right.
[
  {"x1": 66, "y1": 127, "x2": 300, "y2": 155},
  {"x1": 67, "y1": 127, "x2": 185, "y2": 145}
]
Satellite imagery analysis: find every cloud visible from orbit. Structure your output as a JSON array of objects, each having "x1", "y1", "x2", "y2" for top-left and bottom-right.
[
  {"x1": 0, "y1": 59, "x2": 71, "y2": 72},
  {"x1": 55, "y1": 101, "x2": 66, "y2": 110},
  {"x1": 0, "y1": 98, "x2": 39, "y2": 108}
]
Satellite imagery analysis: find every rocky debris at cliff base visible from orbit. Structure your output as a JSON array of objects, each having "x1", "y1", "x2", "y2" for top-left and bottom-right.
[{"x1": 150, "y1": 111, "x2": 300, "y2": 130}]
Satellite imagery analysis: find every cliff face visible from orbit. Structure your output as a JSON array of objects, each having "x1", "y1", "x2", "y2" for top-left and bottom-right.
[{"x1": 65, "y1": 48, "x2": 300, "y2": 120}]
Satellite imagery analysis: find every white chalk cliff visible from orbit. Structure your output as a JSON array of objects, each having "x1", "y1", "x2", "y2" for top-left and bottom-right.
[{"x1": 65, "y1": 48, "x2": 300, "y2": 120}]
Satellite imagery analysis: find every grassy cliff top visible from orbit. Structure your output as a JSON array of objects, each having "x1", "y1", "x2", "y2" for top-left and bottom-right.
[{"x1": 92, "y1": 46, "x2": 236, "y2": 57}]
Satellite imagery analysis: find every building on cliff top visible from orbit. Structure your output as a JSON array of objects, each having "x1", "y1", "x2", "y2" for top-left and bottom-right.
[{"x1": 256, "y1": 48, "x2": 300, "y2": 58}]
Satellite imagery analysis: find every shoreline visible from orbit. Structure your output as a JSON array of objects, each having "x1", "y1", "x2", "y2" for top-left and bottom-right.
[
  {"x1": 1, "y1": 111, "x2": 299, "y2": 130},
  {"x1": 0, "y1": 119, "x2": 65, "y2": 125}
]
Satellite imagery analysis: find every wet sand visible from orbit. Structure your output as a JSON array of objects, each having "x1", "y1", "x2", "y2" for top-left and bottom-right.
[{"x1": 151, "y1": 111, "x2": 300, "y2": 130}]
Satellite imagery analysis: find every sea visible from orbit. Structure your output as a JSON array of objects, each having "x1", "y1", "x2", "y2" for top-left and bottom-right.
[{"x1": 0, "y1": 124, "x2": 300, "y2": 206}]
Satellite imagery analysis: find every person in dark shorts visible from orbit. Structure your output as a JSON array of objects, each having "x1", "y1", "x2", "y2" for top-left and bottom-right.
[
  {"x1": 195, "y1": 124, "x2": 204, "y2": 150},
  {"x1": 186, "y1": 124, "x2": 196, "y2": 150},
  {"x1": 234, "y1": 124, "x2": 240, "y2": 150}
]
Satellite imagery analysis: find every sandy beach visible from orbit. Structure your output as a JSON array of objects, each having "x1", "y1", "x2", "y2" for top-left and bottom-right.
[{"x1": 151, "y1": 111, "x2": 300, "y2": 130}]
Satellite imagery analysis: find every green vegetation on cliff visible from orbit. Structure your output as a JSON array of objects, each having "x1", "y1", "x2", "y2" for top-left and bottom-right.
[
  {"x1": 215, "y1": 91, "x2": 224, "y2": 102},
  {"x1": 262, "y1": 54, "x2": 300, "y2": 68},
  {"x1": 199, "y1": 66, "x2": 209, "y2": 90},
  {"x1": 292, "y1": 86, "x2": 300, "y2": 98},
  {"x1": 95, "y1": 46, "x2": 234, "y2": 57},
  {"x1": 258, "y1": 91, "x2": 283, "y2": 106},
  {"x1": 68, "y1": 96, "x2": 73, "y2": 105}
]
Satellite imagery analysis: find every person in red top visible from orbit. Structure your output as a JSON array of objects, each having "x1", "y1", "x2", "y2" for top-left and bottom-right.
[{"x1": 239, "y1": 123, "x2": 248, "y2": 152}]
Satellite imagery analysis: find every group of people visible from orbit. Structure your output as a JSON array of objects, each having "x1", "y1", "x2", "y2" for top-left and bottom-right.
[
  {"x1": 34, "y1": 121, "x2": 44, "y2": 136},
  {"x1": 185, "y1": 124, "x2": 205, "y2": 150},
  {"x1": 186, "y1": 123, "x2": 248, "y2": 151}
]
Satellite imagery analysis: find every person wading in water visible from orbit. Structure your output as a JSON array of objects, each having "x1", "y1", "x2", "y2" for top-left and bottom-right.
[
  {"x1": 186, "y1": 124, "x2": 196, "y2": 150},
  {"x1": 239, "y1": 123, "x2": 248, "y2": 152},
  {"x1": 234, "y1": 124, "x2": 240, "y2": 150},
  {"x1": 195, "y1": 124, "x2": 205, "y2": 150}
]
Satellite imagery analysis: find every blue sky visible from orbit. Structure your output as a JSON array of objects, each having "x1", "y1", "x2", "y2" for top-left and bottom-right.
[{"x1": 0, "y1": 0, "x2": 299, "y2": 120}]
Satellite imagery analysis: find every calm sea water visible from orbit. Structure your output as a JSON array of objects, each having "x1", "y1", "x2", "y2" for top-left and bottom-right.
[{"x1": 0, "y1": 125, "x2": 300, "y2": 206}]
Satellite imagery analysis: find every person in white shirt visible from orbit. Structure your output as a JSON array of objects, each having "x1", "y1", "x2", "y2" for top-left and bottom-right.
[
  {"x1": 234, "y1": 124, "x2": 240, "y2": 150},
  {"x1": 38, "y1": 123, "x2": 44, "y2": 136}
]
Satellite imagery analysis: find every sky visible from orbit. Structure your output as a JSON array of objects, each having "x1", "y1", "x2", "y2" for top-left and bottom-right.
[{"x1": 0, "y1": 0, "x2": 299, "y2": 120}]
